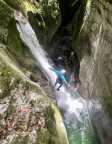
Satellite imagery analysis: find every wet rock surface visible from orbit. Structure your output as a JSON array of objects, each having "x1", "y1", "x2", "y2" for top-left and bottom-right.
[
  {"x1": 0, "y1": 1, "x2": 68, "y2": 144},
  {"x1": 0, "y1": 0, "x2": 112, "y2": 143},
  {"x1": 72, "y1": 0, "x2": 112, "y2": 143},
  {"x1": 0, "y1": 50, "x2": 69, "y2": 144}
]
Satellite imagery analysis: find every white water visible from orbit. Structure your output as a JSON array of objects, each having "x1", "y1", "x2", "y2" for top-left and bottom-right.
[{"x1": 14, "y1": 12, "x2": 92, "y2": 144}]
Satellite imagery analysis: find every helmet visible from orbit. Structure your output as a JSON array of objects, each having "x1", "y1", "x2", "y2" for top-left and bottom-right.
[
  {"x1": 61, "y1": 69, "x2": 66, "y2": 74},
  {"x1": 57, "y1": 56, "x2": 62, "y2": 60}
]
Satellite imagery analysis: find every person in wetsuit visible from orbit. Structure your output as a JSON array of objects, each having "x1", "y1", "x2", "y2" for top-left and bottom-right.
[{"x1": 50, "y1": 67, "x2": 68, "y2": 90}]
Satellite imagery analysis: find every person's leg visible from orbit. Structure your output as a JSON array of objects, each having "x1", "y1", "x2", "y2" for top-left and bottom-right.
[
  {"x1": 57, "y1": 83, "x2": 63, "y2": 91},
  {"x1": 54, "y1": 78, "x2": 58, "y2": 87}
]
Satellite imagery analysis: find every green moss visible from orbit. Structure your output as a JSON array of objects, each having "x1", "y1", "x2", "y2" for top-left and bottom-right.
[
  {"x1": 0, "y1": 60, "x2": 19, "y2": 99},
  {"x1": 37, "y1": 129, "x2": 52, "y2": 144},
  {"x1": 37, "y1": 105, "x2": 59, "y2": 144},
  {"x1": 0, "y1": 0, "x2": 12, "y2": 28},
  {"x1": 5, "y1": 101, "x2": 16, "y2": 118},
  {"x1": 10, "y1": 135, "x2": 30, "y2": 144},
  {"x1": 4, "y1": 0, "x2": 38, "y2": 15},
  {"x1": 0, "y1": 0, "x2": 12, "y2": 44},
  {"x1": 7, "y1": 19, "x2": 24, "y2": 57},
  {"x1": 103, "y1": 96, "x2": 112, "y2": 118},
  {"x1": 0, "y1": 2, "x2": 68, "y2": 143},
  {"x1": 44, "y1": 105, "x2": 56, "y2": 133},
  {"x1": 0, "y1": 50, "x2": 68, "y2": 144},
  {"x1": 7, "y1": 18, "x2": 38, "y2": 74},
  {"x1": 28, "y1": 0, "x2": 60, "y2": 45}
]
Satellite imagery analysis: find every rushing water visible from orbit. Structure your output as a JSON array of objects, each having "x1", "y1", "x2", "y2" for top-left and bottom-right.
[{"x1": 14, "y1": 11, "x2": 95, "y2": 144}]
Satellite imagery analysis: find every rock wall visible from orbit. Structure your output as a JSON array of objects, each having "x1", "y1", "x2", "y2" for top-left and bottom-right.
[
  {"x1": 73, "y1": 0, "x2": 112, "y2": 143},
  {"x1": 0, "y1": 0, "x2": 68, "y2": 144},
  {"x1": 0, "y1": 56, "x2": 68, "y2": 144}
]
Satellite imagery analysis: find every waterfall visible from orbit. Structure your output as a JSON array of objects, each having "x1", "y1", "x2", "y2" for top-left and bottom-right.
[{"x1": 14, "y1": 11, "x2": 94, "y2": 144}]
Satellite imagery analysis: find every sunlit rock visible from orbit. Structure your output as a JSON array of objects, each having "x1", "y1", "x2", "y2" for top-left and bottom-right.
[
  {"x1": 0, "y1": 1, "x2": 68, "y2": 143},
  {"x1": 73, "y1": 0, "x2": 112, "y2": 143}
]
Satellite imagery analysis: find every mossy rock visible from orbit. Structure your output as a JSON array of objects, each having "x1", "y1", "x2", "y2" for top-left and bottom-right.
[
  {"x1": 0, "y1": 0, "x2": 12, "y2": 28},
  {"x1": 4, "y1": 0, "x2": 38, "y2": 15},
  {"x1": 7, "y1": 19, "x2": 24, "y2": 57},
  {"x1": 0, "y1": 0, "x2": 12, "y2": 44},
  {"x1": 0, "y1": 1, "x2": 68, "y2": 144},
  {"x1": 0, "y1": 48, "x2": 68, "y2": 144}
]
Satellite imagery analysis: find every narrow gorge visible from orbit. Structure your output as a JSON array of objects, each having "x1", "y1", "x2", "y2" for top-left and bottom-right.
[{"x1": 0, "y1": 0, "x2": 112, "y2": 144}]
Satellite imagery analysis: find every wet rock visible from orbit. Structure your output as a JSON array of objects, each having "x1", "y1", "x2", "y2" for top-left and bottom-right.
[
  {"x1": 72, "y1": 0, "x2": 112, "y2": 143},
  {"x1": 0, "y1": 54, "x2": 68, "y2": 144},
  {"x1": 0, "y1": 1, "x2": 68, "y2": 143}
]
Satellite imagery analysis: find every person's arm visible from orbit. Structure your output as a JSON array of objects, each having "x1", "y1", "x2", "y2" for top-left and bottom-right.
[
  {"x1": 49, "y1": 67, "x2": 59, "y2": 76},
  {"x1": 61, "y1": 75, "x2": 68, "y2": 85}
]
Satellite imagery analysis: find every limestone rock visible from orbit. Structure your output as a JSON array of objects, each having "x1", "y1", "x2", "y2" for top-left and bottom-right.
[
  {"x1": 73, "y1": 0, "x2": 112, "y2": 143},
  {"x1": 0, "y1": 1, "x2": 68, "y2": 144}
]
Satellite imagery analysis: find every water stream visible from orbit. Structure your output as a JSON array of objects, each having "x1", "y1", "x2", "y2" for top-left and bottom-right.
[{"x1": 14, "y1": 12, "x2": 94, "y2": 144}]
